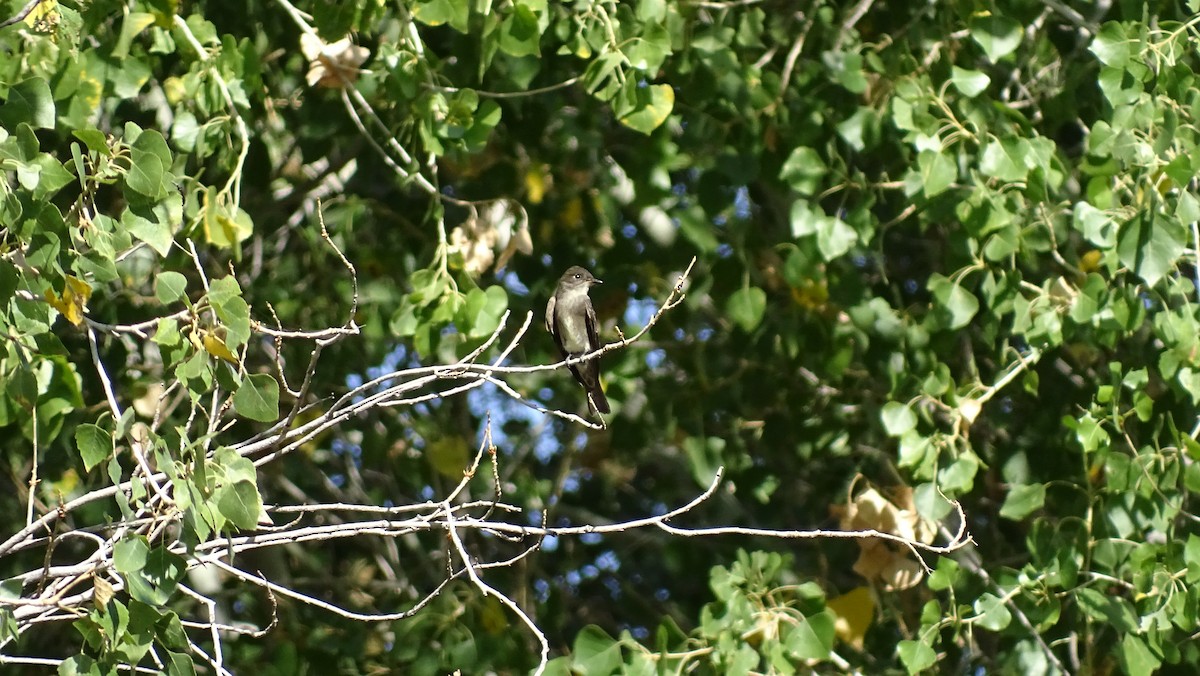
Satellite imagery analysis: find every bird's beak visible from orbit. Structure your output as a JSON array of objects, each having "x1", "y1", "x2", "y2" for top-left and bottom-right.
[{"x1": 593, "y1": 278, "x2": 604, "y2": 285}]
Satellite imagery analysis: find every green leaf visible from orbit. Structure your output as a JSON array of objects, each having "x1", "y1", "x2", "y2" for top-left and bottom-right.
[
  {"x1": 215, "y1": 446, "x2": 258, "y2": 485},
  {"x1": 816, "y1": 216, "x2": 857, "y2": 261},
  {"x1": 412, "y1": 0, "x2": 469, "y2": 32},
  {"x1": 126, "y1": 147, "x2": 167, "y2": 198},
  {"x1": 582, "y1": 52, "x2": 623, "y2": 98},
  {"x1": 618, "y1": 83, "x2": 674, "y2": 135},
  {"x1": 207, "y1": 275, "x2": 242, "y2": 306},
  {"x1": 726, "y1": 287, "x2": 766, "y2": 332},
  {"x1": 927, "y1": 557, "x2": 961, "y2": 591},
  {"x1": 233, "y1": 374, "x2": 279, "y2": 423},
  {"x1": 917, "y1": 150, "x2": 955, "y2": 197},
  {"x1": 951, "y1": 67, "x2": 990, "y2": 97},
  {"x1": 1074, "y1": 202, "x2": 1118, "y2": 248},
  {"x1": 1185, "y1": 534, "x2": 1200, "y2": 583},
  {"x1": 789, "y1": 201, "x2": 821, "y2": 238},
  {"x1": 58, "y1": 654, "x2": 100, "y2": 675},
  {"x1": 938, "y1": 453, "x2": 979, "y2": 494},
  {"x1": 0, "y1": 78, "x2": 55, "y2": 129},
  {"x1": 881, "y1": 402, "x2": 916, "y2": 436},
  {"x1": 30, "y1": 155, "x2": 75, "y2": 201},
  {"x1": 75, "y1": 423, "x2": 112, "y2": 472},
  {"x1": 0, "y1": 605, "x2": 15, "y2": 644},
  {"x1": 624, "y1": 23, "x2": 672, "y2": 73},
  {"x1": 217, "y1": 479, "x2": 262, "y2": 530},
  {"x1": 123, "y1": 206, "x2": 174, "y2": 257},
  {"x1": 463, "y1": 285, "x2": 509, "y2": 339},
  {"x1": 498, "y1": 4, "x2": 540, "y2": 57},
  {"x1": 125, "y1": 547, "x2": 187, "y2": 606},
  {"x1": 927, "y1": 273, "x2": 979, "y2": 330},
  {"x1": 823, "y1": 50, "x2": 867, "y2": 93},
  {"x1": 777, "y1": 144, "x2": 825, "y2": 193},
  {"x1": 204, "y1": 203, "x2": 255, "y2": 248},
  {"x1": 784, "y1": 609, "x2": 834, "y2": 660},
  {"x1": 111, "y1": 56, "x2": 152, "y2": 98},
  {"x1": 73, "y1": 129, "x2": 110, "y2": 155},
  {"x1": 979, "y1": 139, "x2": 1027, "y2": 181},
  {"x1": 573, "y1": 625, "x2": 622, "y2": 675},
  {"x1": 0, "y1": 260, "x2": 16, "y2": 307},
  {"x1": 973, "y1": 593, "x2": 1012, "y2": 631},
  {"x1": 214, "y1": 294, "x2": 251, "y2": 349},
  {"x1": 155, "y1": 317, "x2": 181, "y2": 348},
  {"x1": 970, "y1": 15, "x2": 1022, "y2": 61},
  {"x1": 1070, "y1": 413, "x2": 1110, "y2": 453},
  {"x1": 114, "y1": 12, "x2": 158, "y2": 59},
  {"x1": 914, "y1": 481, "x2": 953, "y2": 520},
  {"x1": 1119, "y1": 634, "x2": 1162, "y2": 676},
  {"x1": 680, "y1": 211, "x2": 720, "y2": 252},
  {"x1": 155, "y1": 271, "x2": 188, "y2": 304},
  {"x1": 1091, "y1": 22, "x2": 1130, "y2": 67},
  {"x1": 999, "y1": 483, "x2": 1046, "y2": 520},
  {"x1": 132, "y1": 124, "x2": 172, "y2": 161},
  {"x1": 145, "y1": 549, "x2": 186, "y2": 599},
  {"x1": 1116, "y1": 212, "x2": 1186, "y2": 288},
  {"x1": 390, "y1": 298, "x2": 420, "y2": 336},
  {"x1": 114, "y1": 535, "x2": 150, "y2": 574},
  {"x1": 898, "y1": 638, "x2": 937, "y2": 673},
  {"x1": 164, "y1": 651, "x2": 197, "y2": 676},
  {"x1": 1075, "y1": 587, "x2": 1138, "y2": 632},
  {"x1": 637, "y1": 0, "x2": 665, "y2": 22},
  {"x1": 684, "y1": 436, "x2": 724, "y2": 488}
]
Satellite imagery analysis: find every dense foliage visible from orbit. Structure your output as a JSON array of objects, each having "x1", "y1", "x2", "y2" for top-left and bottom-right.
[{"x1": 2, "y1": 0, "x2": 1200, "y2": 674}]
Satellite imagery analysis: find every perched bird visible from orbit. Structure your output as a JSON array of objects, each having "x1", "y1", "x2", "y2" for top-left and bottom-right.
[{"x1": 545, "y1": 266, "x2": 610, "y2": 414}]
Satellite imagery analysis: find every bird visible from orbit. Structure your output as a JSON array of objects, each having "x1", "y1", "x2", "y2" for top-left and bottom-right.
[{"x1": 545, "y1": 266, "x2": 610, "y2": 414}]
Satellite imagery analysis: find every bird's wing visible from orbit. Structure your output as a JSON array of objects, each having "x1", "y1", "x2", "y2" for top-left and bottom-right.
[
  {"x1": 545, "y1": 294, "x2": 567, "y2": 358},
  {"x1": 585, "y1": 301, "x2": 600, "y2": 351}
]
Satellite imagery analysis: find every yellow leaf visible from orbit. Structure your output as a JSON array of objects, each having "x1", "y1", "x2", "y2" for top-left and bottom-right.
[
  {"x1": 558, "y1": 196, "x2": 584, "y2": 228},
  {"x1": 24, "y1": 0, "x2": 57, "y2": 28},
  {"x1": 201, "y1": 331, "x2": 239, "y2": 364},
  {"x1": 525, "y1": 165, "x2": 548, "y2": 204},
  {"x1": 163, "y1": 76, "x2": 186, "y2": 104},
  {"x1": 1080, "y1": 249, "x2": 1102, "y2": 273},
  {"x1": 790, "y1": 280, "x2": 829, "y2": 310},
  {"x1": 827, "y1": 587, "x2": 874, "y2": 651},
  {"x1": 479, "y1": 595, "x2": 507, "y2": 634},
  {"x1": 45, "y1": 276, "x2": 92, "y2": 326},
  {"x1": 45, "y1": 288, "x2": 67, "y2": 315},
  {"x1": 52, "y1": 468, "x2": 80, "y2": 497},
  {"x1": 427, "y1": 436, "x2": 470, "y2": 478}
]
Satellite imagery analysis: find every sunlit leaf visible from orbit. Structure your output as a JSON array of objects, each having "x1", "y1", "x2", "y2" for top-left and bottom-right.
[
  {"x1": 618, "y1": 84, "x2": 674, "y2": 135},
  {"x1": 75, "y1": 423, "x2": 111, "y2": 471},
  {"x1": 232, "y1": 373, "x2": 279, "y2": 422}
]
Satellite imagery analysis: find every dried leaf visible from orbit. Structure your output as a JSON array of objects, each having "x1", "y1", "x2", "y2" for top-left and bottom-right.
[
  {"x1": 92, "y1": 575, "x2": 114, "y2": 611},
  {"x1": 837, "y1": 481, "x2": 936, "y2": 590},
  {"x1": 302, "y1": 34, "x2": 370, "y2": 88}
]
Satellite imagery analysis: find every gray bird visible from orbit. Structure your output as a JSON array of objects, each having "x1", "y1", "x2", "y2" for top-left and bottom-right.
[{"x1": 545, "y1": 266, "x2": 610, "y2": 414}]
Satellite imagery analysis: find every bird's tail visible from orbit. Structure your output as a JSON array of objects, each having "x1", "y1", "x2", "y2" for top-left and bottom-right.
[{"x1": 589, "y1": 385, "x2": 610, "y2": 415}]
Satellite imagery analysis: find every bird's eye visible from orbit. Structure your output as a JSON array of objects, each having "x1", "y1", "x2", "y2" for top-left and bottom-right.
[{"x1": 574, "y1": 273, "x2": 581, "y2": 279}]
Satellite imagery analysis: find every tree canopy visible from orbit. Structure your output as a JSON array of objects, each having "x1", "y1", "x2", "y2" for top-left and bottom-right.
[{"x1": 2, "y1": 0, "x2": 1200, "y2": 674}]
